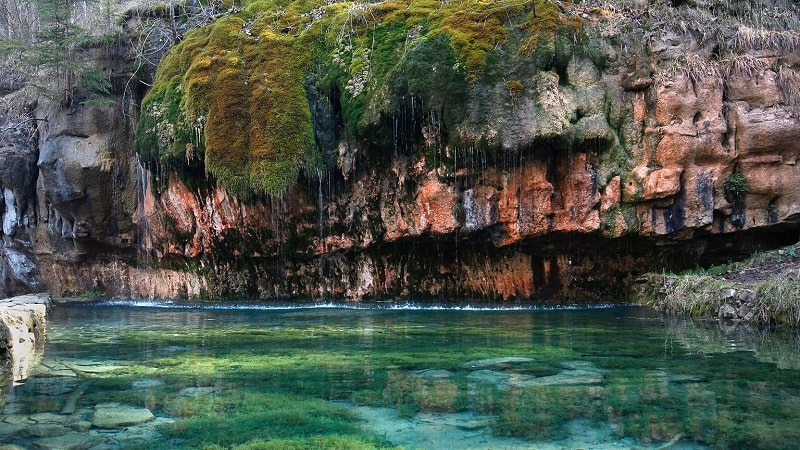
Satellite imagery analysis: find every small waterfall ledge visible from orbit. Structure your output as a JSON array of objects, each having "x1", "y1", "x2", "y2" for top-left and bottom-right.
[{"x1": 0, "y1": 294, "x2": 50, "y2": 384}]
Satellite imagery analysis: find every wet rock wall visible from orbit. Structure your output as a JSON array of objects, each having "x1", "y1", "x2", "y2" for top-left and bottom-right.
[{"x1": 1, "y1": 4, "x2": 799, "y2": 302}]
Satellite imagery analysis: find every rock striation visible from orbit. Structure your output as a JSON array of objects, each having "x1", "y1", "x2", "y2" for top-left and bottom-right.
[{"x1": 0, "y1": 1, "x2": 799, "y2": 302}]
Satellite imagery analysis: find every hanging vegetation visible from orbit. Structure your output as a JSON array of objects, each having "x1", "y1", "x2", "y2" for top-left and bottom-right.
[{"x1": 135, "y1": 0, "x2": 582, "y2": 197}]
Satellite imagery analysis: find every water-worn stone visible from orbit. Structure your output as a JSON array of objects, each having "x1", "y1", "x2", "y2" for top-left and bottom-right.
[
  {"x1": 413, "y1": 369, "x2": 453, "y2": 380},
  {"x1": 22, "y1": 423, "x2": 69, "y2": 438},
  {"x1": 0, "y1": 422, "x2": 23, "y2": 437},
  {"x1": 0, "y1": 444, "x2": 28, "y2": 450},
  {"x1": 0, "y1": 294, "x2": 50, "y2": 382},
  {"x1": 91, "y1": 403, "x2": 155, "y2": 428},
  {"x1": 179, "y1": 386, "x2": 220, "y2": 397},
  {"x1": 20, "y1": 376, "x2": 77, "y2": 395},
  {"x1": 70, "y1": 420, "x2": 92, "y2": 432},
  {"x1": 445, "y1": 418, "x2": 490, "y2": 430},
  {"x1": 517, "y1": 370, "x2": 604, "y2": 387},
  {"x1": 62, "y1": 359, "x2": 126, "y2": 374},
  {"x1": 132, "y1": 378, "x2": 164, "y2": 389},
  {"x1": 31, "y1": 432, "x2": 103, "y2": 450},
  {"x1": 460, "y1": 357, "x2": 534, "y2": 370},
  {"x1": 466, "y1": 364, "x2": 604, "y2": 389}
]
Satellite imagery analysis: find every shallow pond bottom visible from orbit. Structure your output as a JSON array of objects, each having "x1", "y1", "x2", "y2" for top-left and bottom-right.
[{"x1": 2, "y1": 302, "x2": 799, "y2": 449}]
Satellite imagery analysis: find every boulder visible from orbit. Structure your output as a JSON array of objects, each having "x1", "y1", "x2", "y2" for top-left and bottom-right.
[
  {"x1": 0, "y1": 294, "x2": 50, "y2": 382},
  {"x1": 22, "y1": 424, "x2": 68, "y2": 438},
  {"x1": 460, "y1": 357, "x2": 534, "y2": 370},
  {"x1": 91, "y1": 403, "x2": 155, "y2": 428},
  {"x1": 31, "y1": 432, "x2": 102, "y2": 450},
  {"x1": 179, "y1": 386, "x2": 221, "y2": 397}
]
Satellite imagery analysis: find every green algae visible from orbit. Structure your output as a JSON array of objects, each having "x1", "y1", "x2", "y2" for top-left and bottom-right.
[{"x1": 23, "y1": 304, "x2": 800, "y2": 449}]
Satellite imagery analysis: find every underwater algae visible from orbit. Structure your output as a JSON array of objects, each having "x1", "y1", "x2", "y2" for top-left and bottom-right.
[{"x1": 5, "y1": 304, "x2": 800, "y2": 449}]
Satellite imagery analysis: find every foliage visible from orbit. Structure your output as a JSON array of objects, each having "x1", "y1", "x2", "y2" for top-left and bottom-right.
[
  {"x1": 0, "y1": 0, "x2": 120, "y2": 105},
  {"x1": 634, "y1": 241, "x2": 800, "y2": 328},
  {"x1": 723, "y1": 173, "x2": 748, "y2": 202}
]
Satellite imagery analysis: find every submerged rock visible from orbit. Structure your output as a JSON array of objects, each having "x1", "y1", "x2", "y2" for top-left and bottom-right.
[
  {"x1": 21, "y1": 423, "x2": 68, "y2": 438},
  {"x1": 61, "y1": 359, "x2": 126, "y2": 374},
  {"x1": 465, "y1": 370, "x2": 515, "y2": 388},
  {"x1": 132, "y1": 378, "x2": 164, "y2": 390},
  {"x1": 91, "y1": 403, "x2": 155, "y2": 428},
  {"x1": 179, "y1": 386, "x2": 221, "y2": 397},
  {"x1": 0, "y1": 444, "x2": 28, "y2": 450},
  {"x1": 558, "y1": 361, "x2": 605, "y2": 372},
  {"x1": 31, "y1": 432, "x2": 102, "y2": 450},
  {"x1": 413, "y1": 369, "x2": 453, "y2": 380},
  {"x1": 460, "y1": 357, "x2": 534, "y2": 370},
  {"x1": 444, "y1": 418, "x2": 490, "y2": 430},
  {"x1": 518, "y1": 370, "x2": 604, "y2": 387},
  {"x1": 0, "y1": 422, "x2": 24, "y2": 438},
  {"x1": 466, "y1": 364, "x2": 604, "y2": 389},
  {"x1": 19, "y1": 376, "x2": 78, "y2": 396}
]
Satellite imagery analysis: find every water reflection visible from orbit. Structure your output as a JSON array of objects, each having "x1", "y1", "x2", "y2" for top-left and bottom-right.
[{"x1": 663, "y1": 316, "x2": 800, "y2": 369}]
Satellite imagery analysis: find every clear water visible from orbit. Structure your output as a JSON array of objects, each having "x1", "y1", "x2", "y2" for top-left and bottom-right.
[{"x1": 3, "y1": 302, "x2": 800, "y2": 449}]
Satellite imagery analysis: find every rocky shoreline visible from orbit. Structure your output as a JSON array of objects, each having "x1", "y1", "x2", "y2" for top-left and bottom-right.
[
  {"x1": 0, "y1": 294, "x2": 50, "y2": 384},
  {"x1": 632, "y1": 243, "x2": 800, "y2": 327}
]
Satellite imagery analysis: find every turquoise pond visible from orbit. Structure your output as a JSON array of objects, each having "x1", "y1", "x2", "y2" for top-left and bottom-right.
[{"x1": 3, "y1": 302, "x2": 800, "y2": 449}]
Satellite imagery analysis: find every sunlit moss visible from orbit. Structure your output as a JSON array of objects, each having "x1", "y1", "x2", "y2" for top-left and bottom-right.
[
  {"x1": 136, "y1": 0, "x2": 583, "y2": 197},
  {"x1": 233, "y1": 435, "x2": 394, "y2": 450},
  {"x1": 519, "y1": 0, "x2": 581, "y2": 56}
]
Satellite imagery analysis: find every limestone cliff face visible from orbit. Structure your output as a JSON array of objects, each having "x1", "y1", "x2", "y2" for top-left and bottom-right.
[{"x1": 3, "y1": 1, "x2": 800, "y2": 302}]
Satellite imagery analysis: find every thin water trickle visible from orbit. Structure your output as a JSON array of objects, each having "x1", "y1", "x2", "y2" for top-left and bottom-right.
[
  {"x1": 3, "y1": 303, "x2": 800, "y2": 449},
  {"x1": 317, "y1": 167, "x2": 327, "y2": 301}
]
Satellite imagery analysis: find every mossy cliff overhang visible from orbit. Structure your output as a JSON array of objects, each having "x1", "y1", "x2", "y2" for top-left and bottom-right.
[
  {"x1": 134, "y1": 0, "x2": 585, "y2": 197},
  {"x1": 115, "y1": 0, "x2": 800, "y2": 302}
]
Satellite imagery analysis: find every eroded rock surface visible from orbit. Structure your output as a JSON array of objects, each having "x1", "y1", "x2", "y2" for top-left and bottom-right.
[{"x1": 0, "y1": 294, "x2": 50, "y2": 383}]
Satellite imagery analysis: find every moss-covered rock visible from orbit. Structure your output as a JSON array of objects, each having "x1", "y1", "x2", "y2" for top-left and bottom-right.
[{"x1": 135, "y1": 0, "x2": 583, "y2": 197}]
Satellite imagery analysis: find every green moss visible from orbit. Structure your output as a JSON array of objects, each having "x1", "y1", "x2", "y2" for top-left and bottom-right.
[
  {"x1": 519, "y1": 0, "x2": 581, "y2": 56},
  {"x1": 136, "y1": 0, "x2": 585, "y2": 197},
  {"x1": 724, "y1": 172, "x2": 748, "y2": 202},
  {"x1": 233, "y1": 435, "x2": 393, "y2": 450},
  {"x1": 138, "y1": 12, "x2": 319, "y2": 197}
]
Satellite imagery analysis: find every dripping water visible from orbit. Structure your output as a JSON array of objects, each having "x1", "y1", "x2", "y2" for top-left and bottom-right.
[
  {"x1": 317, "y1": 167, "x2": 327, "y2": 301},
  {"x1": 134, "y1": 161, "x2": 154, "y2": 298}
]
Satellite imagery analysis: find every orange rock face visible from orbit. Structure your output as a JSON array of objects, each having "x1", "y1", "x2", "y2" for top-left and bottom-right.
[{"x1": 120, "y1": 62, "x2": 800, "y2": 302}]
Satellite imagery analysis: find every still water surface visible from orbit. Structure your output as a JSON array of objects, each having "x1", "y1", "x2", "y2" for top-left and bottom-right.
[{"x1": 3, "y1": 302, "x2": 800, "y2": 449}]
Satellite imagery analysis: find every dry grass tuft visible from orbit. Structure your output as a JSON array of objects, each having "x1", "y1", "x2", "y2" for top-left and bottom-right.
[
  {"x1": 755, "y1": 277, "x2": 800, "y2": 326},
  {"x1": 637, "y1": 274, "x2": 732, "y2": 318},
  {"x1": 722, "y1": 54, "x2": 768, "y2": 79},
  {"x1": 728, "y1": 26, "x2": 800, "y2": 53},
  {"x1": 776, "y1": 64, "x2": 800, "y2": 107},
  {"x1": 654, "y1": 54, "x2": 722, "y2": 88}
]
